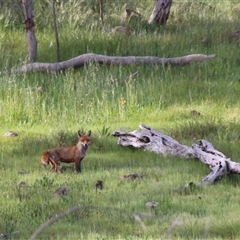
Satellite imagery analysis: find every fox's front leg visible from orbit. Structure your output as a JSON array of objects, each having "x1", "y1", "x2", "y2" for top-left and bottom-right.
[
  {"x1": 75, "y1": 158, "x2": 81, "y2": 173},
  {"x1": 49, "y1": 158, "x2": 59, "y2": 173},
  {"x1": 49, "y1": 160, "x2": 55, "y2": 171},
  {"x1": 54, "y1": 162, "x2": 60, "y2": 173},
  {"x1": 53, "y1": 160, "x2": 61, "y2": 173}
]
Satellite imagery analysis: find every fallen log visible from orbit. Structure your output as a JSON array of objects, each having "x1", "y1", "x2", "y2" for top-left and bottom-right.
[
  {"x1": 112, "y1": 123, "x2": 196, "y2": 159},
  {"x1": 112, "y1": 123, "x2": 240, "y2": 184},
  {"x1": 2, "y1": 53, "x2": 216, "y2": 75}
]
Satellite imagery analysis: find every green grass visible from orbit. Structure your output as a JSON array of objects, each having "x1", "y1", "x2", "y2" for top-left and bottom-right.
[{"x1": 1, "y1": 0, "x2": 240, "y2": 239}]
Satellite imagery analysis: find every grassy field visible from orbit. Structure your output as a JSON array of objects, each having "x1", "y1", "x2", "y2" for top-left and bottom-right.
[{"x1": 1, "y1": 0, "x2": 240, "y2": 239}]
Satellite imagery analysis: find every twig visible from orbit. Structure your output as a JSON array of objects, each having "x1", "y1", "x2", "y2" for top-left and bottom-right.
[
  {"x1": 28, "y1": 205, "x2": 154, "y2": 240},
  {"x1": 162, "y1": 216, "x2": 181, "y2": 239},
  {"x1": 201, "y1": 217, "x2": 211, "y2": 239},
  {"x1": 125, "y1": 8, "x2": 144, "y2": 19}
]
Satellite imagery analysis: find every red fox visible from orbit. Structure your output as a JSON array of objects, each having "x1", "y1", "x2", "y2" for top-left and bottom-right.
[{"x1": 41, "y1": 130, "x2": 91, "y2": 173}]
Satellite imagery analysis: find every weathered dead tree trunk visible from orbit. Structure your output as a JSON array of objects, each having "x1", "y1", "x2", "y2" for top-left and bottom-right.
[
  {"x1": 148, "y1": 0, "x2": 172, "y2": 25},
  {"x1": 2, "y1": 53, "x2": 216, "y2": 75},
  {"x1": 112, "y1": 124, "x2": 240, "y2": 184},
  {"x1": 112, "y1": 123, "x2": 196, "y2": 159},
  {"x1": 22, "y1": 0, "x2": 37, "y2": 62},
  {"x1": 192, "y1": 140, "x2": 240, "y2": 184}
]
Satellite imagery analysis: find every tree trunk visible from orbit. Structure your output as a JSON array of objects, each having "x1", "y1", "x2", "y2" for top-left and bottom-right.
[
  {"x1": 112, "y1": 123, "x2": 240, "y2": 184},
  {"x1": 22, "y1": 0, "x2": 37, "y2": 62},
  {"x1": 148, "y1": 0, "x2": 172, "y2": 25},
  {"x1": 112, "y1": 123, "x2": 196, "y2": 159},
  {"x1": 52, "y1": 0, "x2": 61, "y2": 62},
  {"x1": 2, "y1": 53, "x2": 216, "y2": 75},
  {"x1": 99, "y1": 0, "x2": 104, "y2": 26}
]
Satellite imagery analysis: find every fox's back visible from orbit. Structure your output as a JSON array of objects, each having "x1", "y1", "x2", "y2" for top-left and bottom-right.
[
  {"x1": 51, "y1": 133, "x2": 90, "y2": 159},
  {"x1": 53, "y1": 146, "x2": 77, "y2": 160}
]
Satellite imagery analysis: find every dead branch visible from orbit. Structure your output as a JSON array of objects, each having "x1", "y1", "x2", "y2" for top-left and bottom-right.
[
  {"x1": 112, "y1": 124, "x2": 240, "y2": 184},
  {"x1": 125, "y1": 8, "x2": 144, "y2": 20},
  {"x1": 112, "y1": 123, "x2": 196, "y2": 159},
  {"x1": 192, "y1": 141, "x2": 229, "y2": 184},
  {"x1": 2, "y1": 53, "x2": 216, "y2": 75},
  {"x1": 28, "y1": 205, "x2": 154, "y2": 240}
]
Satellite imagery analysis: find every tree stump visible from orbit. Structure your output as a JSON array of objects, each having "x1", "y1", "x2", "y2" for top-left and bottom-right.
[{"x1": 148, "y1": 0, "x2": 172, "y2": 25}]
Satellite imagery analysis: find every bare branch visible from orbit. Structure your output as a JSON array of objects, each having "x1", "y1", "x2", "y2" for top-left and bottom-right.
[
  {"x1": 2, "y1": 53, "x2": 216, "y2": 75},
  {"x1": 162, "y1": 216, "x2": 181, "y2": 240},
  {"x1": 28, "y1": 205, "x2": 154, "y2": 240},
  {"x1": 125, "y1": 8, "x2": 144, "y2": 20}
]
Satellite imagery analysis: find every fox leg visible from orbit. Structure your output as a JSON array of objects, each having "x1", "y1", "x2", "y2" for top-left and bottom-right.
[
  {"x1": 75, "y1": 158, "x2": 81, "y2": 173},
  {"x1": 49, "y1": 160, "x2": 55, "y2": 171},
  {"x1": 49, "y1": 158, "x2": 59, "y2": 173},
  {"x1": 53, "y1": 161, "x2": 60, "y2": 173}
]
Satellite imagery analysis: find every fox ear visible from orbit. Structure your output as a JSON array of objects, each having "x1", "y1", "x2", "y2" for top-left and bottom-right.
[
  {"x1": 87, "y1": 130, "x2": 92, "y2": 136},
  {"x1": 77, "y1": 131, "x2": 82, "y2": 137}
]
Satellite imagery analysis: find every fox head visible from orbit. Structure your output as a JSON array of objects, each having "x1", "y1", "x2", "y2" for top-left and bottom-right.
[
  {"x1": 78, "y1": 130, "x2": 91, "y2": 149},
  {"x1": 41, "y1": 151, "x2": 50, "y2": 166}
]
